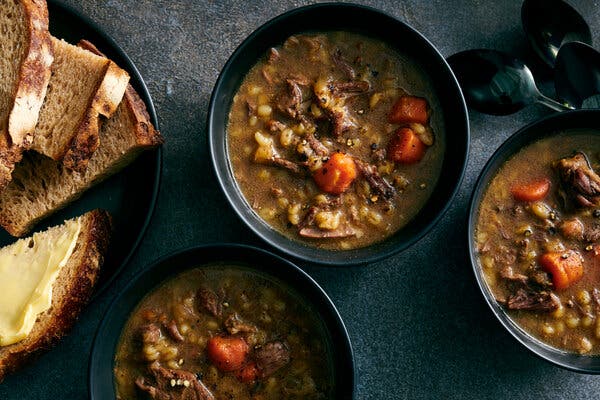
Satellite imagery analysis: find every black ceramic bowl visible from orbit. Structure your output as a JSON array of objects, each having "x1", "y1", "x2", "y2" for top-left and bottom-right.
[
  {"x1": 468, "y1": 109, "x2": 600, "y2": 373},
  {"x1": 89, "y1": 244, "x2": 355, "y2": 398},
  {"x1": 208, "y1": 3, "x2": 469, "y2": 265}
]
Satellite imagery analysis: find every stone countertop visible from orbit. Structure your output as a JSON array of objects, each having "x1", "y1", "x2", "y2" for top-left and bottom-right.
[{"x1": 1, "y1": 0, "x2": 600, "y2": 399}]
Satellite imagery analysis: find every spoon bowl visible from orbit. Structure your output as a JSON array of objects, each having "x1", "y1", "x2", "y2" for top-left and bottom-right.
[
  {"x1": 555, "y1": 41, "x2": 600, "y2": 109},
  {"x1": 447, "y1": 49, "x2": 570, "y2": 115},
  {"x1": 522, "y1": 0, "x2": 592, "y2": 67}
]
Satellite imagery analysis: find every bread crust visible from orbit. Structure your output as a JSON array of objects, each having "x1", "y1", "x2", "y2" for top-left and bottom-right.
[
  {"x1": 77, "y1": 39, "x2": 163, "y2": 147},
  {"x1": 0, "y1": 0, "x2": 53, "y2": 190},
  {"x1": 0, "y1": 72, "x2": 162, "y2": 237},
  {"x1": 61, "y1": 47, "x2": 130, "y2": 172},
  {"x1": 0, "y1": 209, "x2": 112, "y2": 382}
]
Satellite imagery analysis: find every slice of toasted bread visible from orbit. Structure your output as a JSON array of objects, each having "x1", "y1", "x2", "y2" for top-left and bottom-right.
[
  {"x1": 31, "y1": 37, "x2": 130, "y2": 172},
  {"x1": 0, "y1": 0, "x2": 53, "y2": 189},
  {"x1": 0, "y1": 209, "x2": 111, "y2": 382},
  {"x1": 0, "y1": 66, "x2": 163, "y2": 237}
]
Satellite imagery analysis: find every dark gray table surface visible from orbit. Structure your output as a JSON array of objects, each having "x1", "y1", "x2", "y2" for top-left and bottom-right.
[{"x1": 1, "y1": 0, "x2": 600, "y2": 399}]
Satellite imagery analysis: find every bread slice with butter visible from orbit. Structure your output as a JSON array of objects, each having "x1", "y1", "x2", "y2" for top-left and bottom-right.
[{"x1": 0, "y1": 209, "x2": 111, "y2": 382}]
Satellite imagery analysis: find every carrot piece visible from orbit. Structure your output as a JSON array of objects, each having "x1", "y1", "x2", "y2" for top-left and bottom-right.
[
  {"x1": 388, "y1": 96, "x2": 429, "y2": 124},
  {"x1": 387, "y1": 127, "x2": 426, "y2": 164},
  {"x1": 511, "y1": 178, "x2": 551, "y2": 202},
  {"x1": 539, "y1": 250, "x2": 584, "y2": 290},
  {"x1": 313, "y1": 152, "x2": 357, "y2": 195},
  {"x1": 207, "y1": 336, "x2": 249, "y2": 372},
  {"x1": 236, "y1": 361, "x2": 259, "y2": 383}
]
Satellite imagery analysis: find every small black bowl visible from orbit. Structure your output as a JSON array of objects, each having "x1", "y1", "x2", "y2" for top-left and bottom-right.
[
  {"x1": 89, "y1": 244, "x2": 355, "y2": 398},
  {"x1": 208, "y1": 3, "x2": 469, "y2": 265},
  {"x1": 468, "y1": 109, "x2": 600, "y2": 373}
]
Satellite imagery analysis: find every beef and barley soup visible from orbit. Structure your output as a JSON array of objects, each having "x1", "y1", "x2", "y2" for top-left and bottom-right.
[
  {"x1": 475, "y1": 132, "x2": 600, "y2": 354},
  {"x1": 227, "y1": 32, "x2": 444, "y2": 250},
  {"x1": 114, "y1": 266, "x2": 333, "y2": 399}
]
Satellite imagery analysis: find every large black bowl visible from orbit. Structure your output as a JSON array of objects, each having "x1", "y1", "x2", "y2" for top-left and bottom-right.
[
  {"x1": 468, "y1": 109, "x2": 600, "y2": 373},
  {"x1": 89, "y1": 244, "x2": 355, "y2": 398},
  {"x1": 208, "y1": 3, "x2": 469, "y2": 265}
]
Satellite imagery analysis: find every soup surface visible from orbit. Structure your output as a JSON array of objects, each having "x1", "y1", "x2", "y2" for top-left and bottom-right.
[
  {"x1": 114, "y1": 266, "x2": 333, "y2": 399},
  {"x1": 227, "y1": 32, "x2": 444, "y2": 250},
  {"x1": 475, "y1": 131, "x2": 600, "y2": 354}
]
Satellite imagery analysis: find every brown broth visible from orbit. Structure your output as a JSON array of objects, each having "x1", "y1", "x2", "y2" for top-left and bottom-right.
[
  {"x1": 114, "y1": 266, "x2": 334, "y2": 399},
  {"x1": 476, "y1": 131, "x2": 600, "y2": 354},
  {"x1": 227, "y1": 32, "x2": 444, "y2": 250}
]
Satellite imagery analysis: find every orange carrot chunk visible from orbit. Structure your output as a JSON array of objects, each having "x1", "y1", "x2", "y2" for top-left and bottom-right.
[
  {"x1": 539, "y1": 250, "x2": 584, "y2": 290},
  {"x1": 388, "y1": 96, "x2": 429, "y2": 124},
  {"x1": 511, "y1": 178, "x2": 551, "y2": 202},
  {"x1": 313, "y1": 152, "x2": 357, "y2": 195},
  {"x1": 207, "y1": 336, "x2": 249, "y2": 372},
  {"x1": 387, "y1": 127, "x2": 426, "y2": 164}
]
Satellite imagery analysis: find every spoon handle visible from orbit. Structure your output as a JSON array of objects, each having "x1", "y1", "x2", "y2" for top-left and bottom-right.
[{"x1": 536, "y1": 93, "x2": 574, "y2": 112}]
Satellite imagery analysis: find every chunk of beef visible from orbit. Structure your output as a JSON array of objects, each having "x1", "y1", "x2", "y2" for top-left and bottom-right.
[
  {"x1": 593, "y1": 288, "x2": 600, "y2": 309},
  {"x1": 299, "y1": 225, "x2": 357, "y2": 238},
  {"x1": 332, "y1": 48, "x2": 356, "y2": 79},
  {"x1": 141, "y1": 324, "x2": 161, "y2": 345},
  {"x1": 298, "y1": 206, "x2": 318, "y2": 230},
  {"x1": 135, "y1": 362, "x2": 214, "y2": 400},
  {"x1": 197, "y1": 288, "x2": 222, "y2": 318},
  {"x1": 492, "y1": 248, "x2": 517, "y2": 267},
  {"x1": 584, "y1": 223, "x2": 600, "y2": 243},
  {"x1": 254, "y1": 341, "x2": 291, "y2": 378},
  {"x1": 165, "y1": 320, "x2": 184, "y2": 342},
  {"x1": 314, "y1": 79, "x2": 357, "y2": 137},
  {"x1": 266, "y1": 119, "x2": 287, "y2": 132},
  {"x1": 278, "y1": 79, "x2": 303, "y2": 119},
  {"x1": 246, "y1": 100, "x2": 257, "y2": 117},
  {"x1": 330, "y1": 80, "x2": 370, "y2": 94},
  {"x1": 557, "y1": 152, "x2": 600, "y2": 208},
  {"x1": 329, "y1": 109, "x2": 357, "y2": 137},
  {"x1": 305, "y1": 133, "x2": 329, "y2": 157},
  {"x1": 354, "y1": 159, "x2": 396, "y2": 200},
  {"x1": 506, "y1": 288, "x2": 560, "y2": 311},
  {"x1": 224, "y1": 313, "x2": 257, "y2": 334},
  {"x1": 499, "y1": 266, "x2": 528, "y2": 285},
  {"x1": 271, "y1": 157, "x2": 304, "y2": 174},
  {"x1": 267, "y1": 47, "x2": 280, "y2": 64}
]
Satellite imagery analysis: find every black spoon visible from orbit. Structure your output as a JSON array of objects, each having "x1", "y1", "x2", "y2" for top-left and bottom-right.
[
  {"x1": 522, "y1": 0, "x2": 592, "y2": 67},
  {"x1": 555, "y1": 41, "x2": 600, "y2": 109},
  {"x1": 447, "y1": 49, "x2": 572, "y2": 115}
]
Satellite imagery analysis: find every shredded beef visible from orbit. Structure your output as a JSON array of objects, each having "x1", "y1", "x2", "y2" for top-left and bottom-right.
[
  {"x1": 267, "y1": 47, "x2": 280, "y2": 64},
  {"x1": 330, "y1": 80, "x2": 370, "y2": 94},
  {"x1": 299, "y1": 225, "x2": 357, "y2": 238},
  {"x1": 278, "y1": 79, "x2": 303, "y2": 119},
  {"x1": 224, "y1": 313, "x2": 257, "y2": 334},
  {"x1": 141, "y1": 324, "x2": 161, "y2": 344},
  {"x1": 271, "y1": 157, "x2": 303, "y2": 174},
  {"x1": 354, "y1": 159, "x2": 396, "y2": 200},
  {"x1": 584, "y1": 223, "x2": 600, "y2": 242},
  {"x1": 305, "y1": 133, "x2": 329, "y2": 157},
  {"x1": 135, "y1": 362, "x2": 214, "y2": 400},
  {"x1": 266, "y1": 119, "x2": 286, "y2": 132},
  {"x1": 197, "y1": 288, "x2": 221, "y2": 318},
  {"x1": 332, "y1": 48, "x2": 356, "y2": 79},
  {"x1": 499, "y1": 266, "x2": 528, "y2": 285},
  {"x1": 557, "y1": 152, "x2": 600, "y2": 208},
  {"x1": 165, "y1": 320, "x2": 184, "y2": 342},
  {"x1": 506, "y1": 288, "x2": 560, "y2": 311}
]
